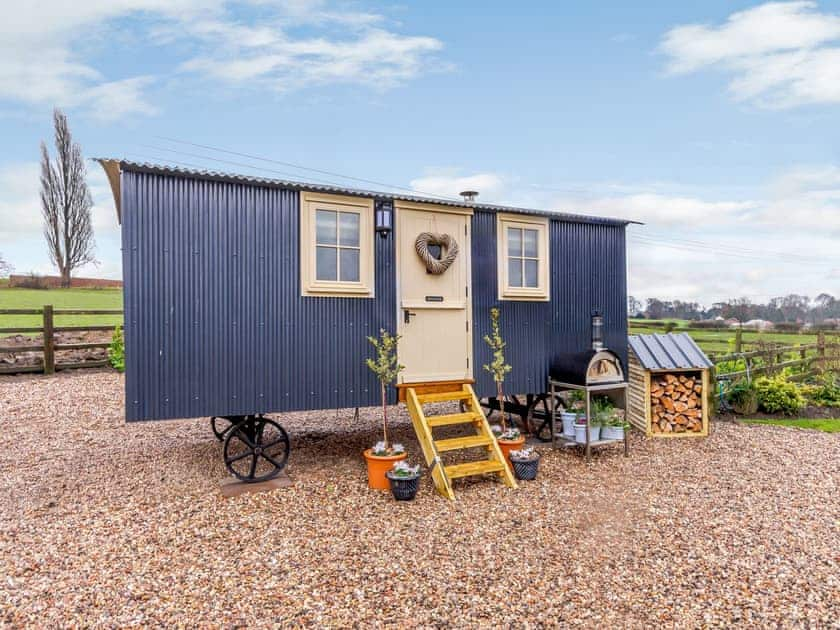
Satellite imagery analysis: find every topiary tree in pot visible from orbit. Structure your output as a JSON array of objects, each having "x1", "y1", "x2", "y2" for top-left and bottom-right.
[
  {"x1": 363, "y1": 329, "x2": 407, "y2": 489},
  {"x1": 483, "y1": 307, "x2": 524, "y2": 460}
]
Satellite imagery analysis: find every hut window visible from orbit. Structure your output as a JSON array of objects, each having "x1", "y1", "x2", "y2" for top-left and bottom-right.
[
  {"x1": 300, "y1": 192, "x2": 374, "y2": 297},
  {"x1": 497, "y1": 213, "x2": 549, "y2": 301}
]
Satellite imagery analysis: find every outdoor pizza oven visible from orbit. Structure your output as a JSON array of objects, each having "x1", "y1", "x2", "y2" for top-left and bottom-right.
[{"x1": 549, "y1": 312, "x2": 625, "y2": 386}]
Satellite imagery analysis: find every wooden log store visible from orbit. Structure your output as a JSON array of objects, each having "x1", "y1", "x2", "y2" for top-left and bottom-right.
[{"x1": 627, "y1": 333, "x2": 713, "y2": 437}]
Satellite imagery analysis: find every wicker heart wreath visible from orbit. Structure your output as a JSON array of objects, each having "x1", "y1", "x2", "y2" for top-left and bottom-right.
[{"x1": 414, "y1": 232, "x2": 460, "y2": 275}]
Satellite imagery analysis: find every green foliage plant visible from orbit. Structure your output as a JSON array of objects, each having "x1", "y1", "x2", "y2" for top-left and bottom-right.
[
  {"x1": 727, "y1": 379, "x2": 759, "y2": 415},
  {"x1": 483, "y1": 307, "x2": 513, "y2": 432},
  {"x1": 108, "y1": 325, "x2": 125, "y2": 372},
  {"x1": 366, "y1": 329, "x2": 405, "y2": 452},
  {"x1": 754, "y1": 375, "x2": 805, "y2": 416}
]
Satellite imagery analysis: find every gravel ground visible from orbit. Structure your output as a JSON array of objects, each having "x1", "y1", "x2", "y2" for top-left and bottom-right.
[{"x1": 1, "y1": 370, "x2": 838, "y2": 628}]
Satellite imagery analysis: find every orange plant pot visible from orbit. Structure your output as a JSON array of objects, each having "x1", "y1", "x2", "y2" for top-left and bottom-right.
[
  {"x1": 496, "y1": 436, "x2": 526, "y2": 467},
  {"x1": 363, "y1": 449, "x2": 408, "y2": 490}
]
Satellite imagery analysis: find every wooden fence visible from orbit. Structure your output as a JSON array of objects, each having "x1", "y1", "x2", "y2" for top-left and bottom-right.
[
  {"x1": 0, "y1": 306, "x2": 123, "y2": 375},
  {"x1": 712, "y1": 332, "x2": 840, "y2": 382}
]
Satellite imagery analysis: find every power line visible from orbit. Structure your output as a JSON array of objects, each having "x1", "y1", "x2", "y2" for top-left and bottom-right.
[
  {"x1": 630, "y1": 235, "x2": 837, "y2": 266},
  {"x1": 151, "y1": 135, "x2": 460, "y2": 202},
  {"x1": 128, "y1": 147, "x2": 357, "y2": 190}
]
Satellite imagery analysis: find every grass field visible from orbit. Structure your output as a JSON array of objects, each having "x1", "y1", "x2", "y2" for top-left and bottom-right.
[
  {"x1": 741, "y1": 418, "x2": 840, "y2": 433},
  {"x1": 629, "y1": 318, "x2": 824, "y2": 356},
  {"x1": 0, "y1": 288, "x2": 123, "y2": 334}
]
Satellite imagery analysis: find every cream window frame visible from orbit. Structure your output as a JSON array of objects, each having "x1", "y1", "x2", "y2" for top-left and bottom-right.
[
  {"x1": 497, "y1": 213, "x2": 550, "y2": 301},
  {"x1": 300, "y1": 192, "x2": 375, "y2": 297}
]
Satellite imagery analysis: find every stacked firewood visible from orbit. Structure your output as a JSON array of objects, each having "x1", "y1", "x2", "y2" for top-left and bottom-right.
[{"x1": 650, "y1": 373, "x2": 703, "y2": 433}]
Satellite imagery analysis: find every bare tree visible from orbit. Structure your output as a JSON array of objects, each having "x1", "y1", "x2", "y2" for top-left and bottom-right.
[
  {"x1": 0, "y1": 252, "x2": 12, "y2": 277},
  {"x1": 40, "y1": 108, "x2": 96, "y2": 287}
]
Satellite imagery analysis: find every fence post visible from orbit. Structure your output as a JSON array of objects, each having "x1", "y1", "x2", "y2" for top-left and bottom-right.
[
  {"x1": 817, "y1": 330, "x2": 826, "y2": 373},
  {"x1": 735, "y1": 327, "x2": 743, "y2": 353},
  {"x1": 42, "y1": 305, "x2": 55, "y2": 375}
]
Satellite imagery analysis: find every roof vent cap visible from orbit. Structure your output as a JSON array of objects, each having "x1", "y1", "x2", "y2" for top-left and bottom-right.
[{"x1": 459, "y1": 190, "x2": 479, "y2": 203}]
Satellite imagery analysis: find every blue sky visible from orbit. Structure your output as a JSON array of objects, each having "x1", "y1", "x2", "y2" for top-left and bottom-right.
[{"x1": 2, "y1": 0, "x2": 840, "y2": 305}]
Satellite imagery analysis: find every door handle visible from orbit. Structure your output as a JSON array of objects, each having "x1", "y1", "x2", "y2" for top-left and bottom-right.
[{"x1": 403, "y1": 310, "x2": 416, "y2": 324}]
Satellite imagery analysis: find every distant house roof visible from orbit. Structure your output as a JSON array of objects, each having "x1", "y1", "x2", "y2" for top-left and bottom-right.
[
  {"x1": 94, "y1": 158, "x2": 640, "y2": 227},
  {"x1": 628, "y1": 333, "x2": 714, "y2": 371}
]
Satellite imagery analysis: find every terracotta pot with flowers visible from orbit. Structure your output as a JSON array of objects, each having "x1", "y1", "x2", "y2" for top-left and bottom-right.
[
  {"x1": 363, "y1": 329, "x2": 407, "y2": 489},
  {"x1": 483, "y1": 308, "x2": 525, "y2": 465}
]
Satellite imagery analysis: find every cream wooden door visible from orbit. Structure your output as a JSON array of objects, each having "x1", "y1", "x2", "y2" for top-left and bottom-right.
[{"x1": 397, "y1": 206, "x2": 472, "y2": 383}]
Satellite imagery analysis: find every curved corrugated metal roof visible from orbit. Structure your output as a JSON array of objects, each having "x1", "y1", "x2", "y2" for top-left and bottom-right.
[
  {"x1": 628, "y1": 333, "x2": 713, "y2": 370},
  {"x1": 94, "y1": 158, "x2": 639, "y2": 227}
]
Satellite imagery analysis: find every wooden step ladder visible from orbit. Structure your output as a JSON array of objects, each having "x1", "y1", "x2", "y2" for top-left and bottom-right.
[{"x1": 403, "y1": 382, "x2": 518, "y2": 499}]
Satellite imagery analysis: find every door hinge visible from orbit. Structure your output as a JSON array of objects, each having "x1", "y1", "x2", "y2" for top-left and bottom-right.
[
  {"x1": 466, "y1": 320, "x2": 469, "y2": 332},
  {"x1": 467, "y1": 357, "x2": 470, "y2": 368},
  {"x1": 465, "y1": 285, "x2": 469, "y2": 297},
  {"x1": 464, "y1": 224, "x2": 467, "y2": 236}
]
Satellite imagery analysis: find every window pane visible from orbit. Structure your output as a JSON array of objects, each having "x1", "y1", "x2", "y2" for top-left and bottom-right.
[
  {"x1": 338, "y1": 212, "x2": 360, "y2": 247},
  {"x1": 524, "y1": 259, "x2": 538, "y2": 287},
  {"x1": 507, "y1": 228, "x2": 522, "y2": 257},
  {"x1": 339, "y1": 248, "x2": 360, "y2": 282},
  {"x1": 508, "y1": 258, "x2": 522, "y2": 287},
  {"x1": 523, "y1": 229, "x2": 538, "y2": 258},
  {"x1": 316, "y1": 210, "x2": 337, "y2": 245},
  {"x1": 316, "y1": 246, "x2": 337, "y2": 280}
]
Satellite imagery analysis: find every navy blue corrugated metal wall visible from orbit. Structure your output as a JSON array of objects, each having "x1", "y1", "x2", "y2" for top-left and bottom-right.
[
  {"x1": 121, "y1": 170, "x2": 396, "y2": 421},
  {"x1": 471, "y1": 211, "x2": 627, "y2": 398}
]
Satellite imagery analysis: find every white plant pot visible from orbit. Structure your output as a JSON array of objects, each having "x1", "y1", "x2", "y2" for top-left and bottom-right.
[
  {"x1": 601, "y1": 426, "x2": 625, "y2": 441},
  {"x1": 560, "y1": 412, "x2": 578, "y2": 437},
  {"x1": 574, "y1": 423, "x2": 600, "y2": 444}
]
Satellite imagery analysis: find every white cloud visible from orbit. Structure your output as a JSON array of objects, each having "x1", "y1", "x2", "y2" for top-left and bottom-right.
[
  {"x1": 660, "y1": 1, "x2": 840, "y2": 108},
  {"x1": 411, "y1": 165, "x2": 840, "y2": 304},
  {"x1": 410, "y1": 171, "x2": 508, "y2": 200},
  {"x1": 0, "y1": 162, "x2": 42, "y2": 238},
  {"x1": 0, "y1": 1, "x2": 444, "y2": 120}
]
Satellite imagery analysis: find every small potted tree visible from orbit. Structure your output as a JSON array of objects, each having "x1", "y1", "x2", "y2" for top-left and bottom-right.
[
  {"x1": 385, "y1": 461, "x2": 422, "y2": 501},
  {"x1": 484, "y1": 307, "x2": 525, "y2": 462},
  {"x1": 363, "y1": 329, "x2": 407, "y2": 489},
  {"x1": 509, "y1": 446, "x2": 541, "y2": 481}
]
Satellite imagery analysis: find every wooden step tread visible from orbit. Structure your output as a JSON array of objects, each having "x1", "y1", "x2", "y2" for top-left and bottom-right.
[
  {"x1": 444, "y1": 460, "x2": 506, "y2": 479},
  {"x1": 434, "y1": 435, "x2": 494, "y2": 452},
  {"x1": 427, "y1": 412, "x2": 480, "y2": 427},
  {"x1": 416, "y1": 391, "x2": 472, "y2": 404}
]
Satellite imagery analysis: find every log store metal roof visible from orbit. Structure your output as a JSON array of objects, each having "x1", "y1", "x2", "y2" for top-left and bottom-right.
[{"x1": 628, "y1": 333, "x2": 713, "y2": 371}]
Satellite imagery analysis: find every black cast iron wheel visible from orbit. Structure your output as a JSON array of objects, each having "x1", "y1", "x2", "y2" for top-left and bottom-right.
[
  {"x1": 210, "y1": 416, "x2": 233, "y2": 441},
  {"x1": 223, "y1": 415, "x2": 290, "y2": 482}
]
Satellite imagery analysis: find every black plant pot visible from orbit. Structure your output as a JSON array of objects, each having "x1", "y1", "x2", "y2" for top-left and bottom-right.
[
  {"x1": 385, "y1": 472, "x2": 421, "y2": 501},
  {"x1": 510, "y1": 456, "x2": 540, "y2": 481}
]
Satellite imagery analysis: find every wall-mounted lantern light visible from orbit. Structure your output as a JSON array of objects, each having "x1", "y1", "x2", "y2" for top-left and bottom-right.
[{"x1": 375, "y1": 199, "x2": 393, "y2": 238}]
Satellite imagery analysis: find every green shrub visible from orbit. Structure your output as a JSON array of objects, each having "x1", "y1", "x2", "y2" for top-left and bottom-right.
[
  {"x1": 727, "y1": 380, "x2": 758, "y2": 415},
  {"x1": 754, "y1": 375, "x2": 805, "y2": 416},
  {"x1": 108, "y1": 325, "x2": 125, "y2": 372},
  {"x1": 805, "y1": 373, "x2": 840, "y2": 407}
]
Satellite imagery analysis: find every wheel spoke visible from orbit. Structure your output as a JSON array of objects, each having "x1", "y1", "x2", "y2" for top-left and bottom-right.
[
  {"x1": 260, "y1": 437, "x2": 288, "y2": 450},
  {"x1": 226, "y1": 450, "x2": 253, "y2": 464},
  {"x1": 232, "y1": 427, "x2": 255, "y2": 449},
  {"x1": 260, "y1": 452, "x2": 285, "y2": 469},
  {"x1": 248, "y1": 453, "x2": 258, "y2": 479}
]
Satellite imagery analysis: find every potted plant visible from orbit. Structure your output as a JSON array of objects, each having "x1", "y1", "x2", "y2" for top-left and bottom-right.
[
  {"x1": 509, "y1": 446, "x2": 541, "y2": 481},
  {"x1": 601, "y1": 408, "x2": 628, "y2": 441},
  {"x1": 561, "y1": 391, "x2": 585, "y2": 438},
  {"x1": 575, "y1": 395, "x2": 606, "y2": 444},
  {"x1": 491, "y1": 425, "x2": 525, "y2": 463},
  {"x1": 385, "y1": 461, "x2": 422, "y2": 501},
  {"x1": 483, "y1": 308, "x2": 525, "y2": 460},
  {"x1": 363, "y1": 329, "x2": 407, "y2": 490}
]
